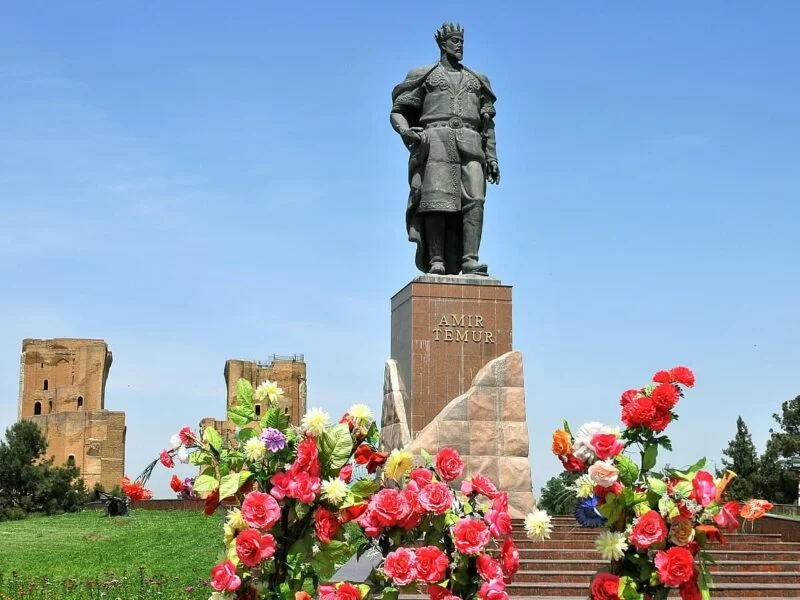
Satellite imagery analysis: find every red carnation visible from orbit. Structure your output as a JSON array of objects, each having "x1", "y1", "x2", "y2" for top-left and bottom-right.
[
  {"x1": 169, "y1": 474, "x2": 183, "y2": 494},
  {"x1": 670, "y1": 366, "x2": 695, "y2": 387},
  {"x1": 621, "y1": 396, "x2": 656, "y2": 429},
  {"x1": 560, "y1": 454, "x2": 585, "y2": 473},
  {"x1": 649, "y1": 409, "x2": 672, "y2": 432},
  {"x1": 651, "y1": 383, "x2": 679, "y2": 411},
  {"x1": 653, "y1": 370, "x2": 671, "y2": 384},
  {"x1": 179, "y1": 426, "x2": 196, "y2": 445},
  {"x1": 159, "y1": 449, "x2": 174, "y2": 468},
  {"x1": 620, "y1": 389, "x2": 640, "y2": 407}
]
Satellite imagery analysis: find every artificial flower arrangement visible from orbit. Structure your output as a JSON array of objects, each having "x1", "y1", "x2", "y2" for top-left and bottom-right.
[
  {"x1": 550, "y1": 366, "x2": 773, "y2": 600},
  {"x1": 125, "y1": 379, "x2": 523, "y2": 600}
]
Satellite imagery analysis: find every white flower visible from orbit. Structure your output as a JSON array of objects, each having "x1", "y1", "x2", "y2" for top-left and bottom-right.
[
  {"x1": 170, "y1": 434, "x2": 182, "y2": 450},
  {"x1": 321, "y1": 477, "x2": 349, "y2": 506},
  {"x1": 244, "y1": 437, "x2": 266, "y2": 462},
  {"x1": 177, "y1": 446, "x2": 189, "y2": 464},
  {"x1": 348, "y1": 404, "x2": 373, "y2": 426},
  {"x1": 595, "y1": 530, "x2": 628, "y2": 561},
  {"x1": 524, "y1": 509, "x2": 553, "y2": 541},
  {"x1": 574, "y1": 474, "x2": 595, "y2": 498},
  {"x1": 302, "y1": 407, "x2": 331, "y2": 435},
  {"x1": 254, "y1": 379, "x2": 284, "y2": 404},
  {"x1": 573, "y1": 422, "x2": 619, "y2": 465},
  {"x1": 588, "y1": 460, "x2": 620, "y2": 488},
  {"x1": 210, "y1": 593, "x2": 233, "y2": 600}
]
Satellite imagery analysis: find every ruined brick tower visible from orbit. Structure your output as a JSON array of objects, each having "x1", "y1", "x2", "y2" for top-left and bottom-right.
[
  {"x1": 18, "y1": 338, "x2": 126, "y2": 491},
  {"x1": 200, "y1": 354, "x2": 307, "y2": 441}
]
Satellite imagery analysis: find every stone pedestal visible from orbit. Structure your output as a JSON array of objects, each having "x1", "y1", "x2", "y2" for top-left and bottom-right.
[{"x1": 389, "y1": 274, "x2": 512, "y2": 436}]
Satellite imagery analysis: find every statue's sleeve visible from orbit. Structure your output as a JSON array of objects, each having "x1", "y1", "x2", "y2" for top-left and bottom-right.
[{"x1": 480, "y1": 77, "x2": 498, "y2": 164}]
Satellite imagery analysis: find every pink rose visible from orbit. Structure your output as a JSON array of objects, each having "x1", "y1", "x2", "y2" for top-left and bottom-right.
[
  {"x1": 414, "y1": 546, "x2": 449, "y2": 583},
  {"x1": 370, "y1": 488, "x2": 413, "y2": 527},
  {"x1": 690, "y1": 471, "x2": 716, "y2": 507},
  {"x1": 469, "y1": 474, "x2": 498, "y2": 499},
  {"x1": 453, "y1": 518, "x2": 491, "y2": 555},
  {"x1": 478, "y1": 579, "x2": 509, "y2": 600},
  {"x1": 338, "y1": 464, "x2": 353, "y2": 483},
  {"x1": 410, "y1": 468, "x2": 434, "y2": 488},
  {"x1": 590, "y1": 433, "x2": 624, "y2": 460},
  {"x1": 713, "y1": 500, "x2": 741, "y2": 529},
  {"x1": 435, "y1": 448, "x2": 464, "y2": 482},
  {"x1": 384, "y1": 547, "x2": 417, "y2": 586},
  {"x1": 485, "y1": 507, "x2": 512, "y2": 538},
  {"x1": 418, "y1": 482, "x2": 454, "y2": 515},
  {"x1": 476, "y1": 554, "x2": 504, "y2": 582},
  {"x1": 210, "y1": 560, "x2": 241, "y2": 592},
  {"x1": 491, "y1": 492, "x2": 508, "y2": 513},
  {"x1": 356, "y1": 507, "x2": 382, "y2": 538},
  {"x1": 588, "y1": 460, "x2": 619, "y2": 488},
  {"x1": 269, "y1": 471, "x2": 290, "y2": 501},
  {"x1": 241, "y1": 491, "x2": 281, "y2": 530},
  {"x1": 235, "y1": 530, "x2": 276, "y2": 567},
  {"x1": 287, "y1": 471, "x2": 320, "y2": 504}
]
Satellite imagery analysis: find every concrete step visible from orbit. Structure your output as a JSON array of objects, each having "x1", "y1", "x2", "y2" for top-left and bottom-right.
[
  {"x1": 508, "y1": 570, "x2": 800, "y2": 585},
  {"x1": 517, "y1": 540, "x2": 800, "y2": 551},
  {"x1": 514, "y1": 559, "x2": 800, "y2": 573},
  {"x1": 518, "y1": 531, "x2": 782, "y2": 543}
]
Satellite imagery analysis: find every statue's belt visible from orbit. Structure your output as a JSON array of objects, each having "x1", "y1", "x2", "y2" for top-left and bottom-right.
[{"x1": 424, "y1": 117, "x2": 479, "y2": 131}]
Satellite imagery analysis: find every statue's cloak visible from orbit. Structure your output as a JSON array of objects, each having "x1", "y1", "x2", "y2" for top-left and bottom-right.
[{"x1": 391, "y1": 65, "x2": 496, "y2": 274}]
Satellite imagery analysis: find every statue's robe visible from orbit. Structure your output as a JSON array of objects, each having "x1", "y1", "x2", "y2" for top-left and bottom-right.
[{"x1": 391, "y1": 64, "x2": 498, "y2": 274}]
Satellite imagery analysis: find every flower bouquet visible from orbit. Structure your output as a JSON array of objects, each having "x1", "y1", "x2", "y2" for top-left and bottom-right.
[
  {"x1": 130, "y1": 379, "x2": 521, "y2": 600},
  {"x1": 551, "y1": 367, "x2": 773, "y2": 600}
]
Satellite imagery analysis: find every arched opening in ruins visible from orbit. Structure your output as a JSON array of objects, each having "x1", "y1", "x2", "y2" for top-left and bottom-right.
[
  {"x1": 43, "y1": 379, "x2": 48, "y2": 390},
  {"x1": 34, "y1": 401, "x2": 42, "y2": 415},
  {"x1": 77, "y1": 396, "x2": 84, "y2": 408},
  {"x1": 67, "y1": 455, "x2": 76, "y2": 467},
  {"x1": 255, "y1": 404, "x2": 262, "y2": 417}
]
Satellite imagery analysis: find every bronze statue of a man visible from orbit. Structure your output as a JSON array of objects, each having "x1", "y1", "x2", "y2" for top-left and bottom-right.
[{"x1": 391, "y1": 23, "x2": 499, "y2": 276}]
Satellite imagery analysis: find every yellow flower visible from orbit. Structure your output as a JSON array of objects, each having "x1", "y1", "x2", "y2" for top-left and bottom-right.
[
  {"x1": 302, "y1": 407, "x2": 331, "y2": 436},
  {"x1": 349, "y1": 404, "x2": 373, "y2": 426},
  {"x1": 321, "y1": 478, "x2": 349, "y2": 506},
  {"x1": 244, "y1": 437, "x2": 266, "y2": 462},
  {"x1": 385, "y1": 449, "x2": 413, "y2": 480},
  {"x1": 524, "y1": 509, "x2": 553, "y2": 542},
  {"x1": 574, "y1": 475, "x2": 595, "y2": 498},
  {"x1": 226, "y1": 508, "x2": 248, "y2": 532}
]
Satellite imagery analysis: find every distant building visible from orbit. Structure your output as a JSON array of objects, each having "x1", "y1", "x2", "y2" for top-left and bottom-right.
[
  {"x1": 18, "y1": 338, "x2": 126, "y2": 491},
  {"x1": 200, "y1": 354, "x2": 307, "y2": 443}
]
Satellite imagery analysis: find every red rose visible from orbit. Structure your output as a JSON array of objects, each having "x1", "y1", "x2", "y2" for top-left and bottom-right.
[
  {"x1": 428, "y1": 585, "x2": 462, "y2": 600},
  {"x1": 690, "y1": 470, "x2": 716, "y2": 507},
  {"x1": 241, "y1": 491, "x2": 281, "y2": 530},
  {"x1": 315, "y1": 506, "x2": 341, "y2": 543},
  {"x1": 500, "y1": 537, "x2": 519, "y2": 580},
  {"x1": 159, "y1": 449, "x2": 174, "y2": 468},
  {"x1": 291, "y1": 436, "x2": 320, "y2": 477},
  {"x1": 590, "y1": 433, "x2": 624, "y2": 460},
  {"x1": 398, "y1": 490, "x2": 424, "y2": 530},
  {"x1": 453, "y1": 518, "x2": 491, "y2": 555},
  {"x1": 476, "y1": 553, "x2": 504, "y2": 582},
  {"x1": 204, "y1": 488, "x2": 220, "y2": 516},
  {"x1": 338, "y1": 464, "x2": 353, "y2": 483},
  {"x1": 655, "y1": 546, "x2": 695, "y2": 586},
  {"x1": 590, "y1": 572, "x2": 620, "y2": 600},
  {"x1": 649, "y1": 409, "x2": 672, "y2": 432},
  {"x1": 593, "y1": 481, "x2": 624, "y2": 504},
  {"x1": 340, "y1": 502, "x2": 368, "y2": 523},
  {"x1": 235, "y1": 529, "x2": 276, "y2": 567},
  {"x1": 369, "y1": 488, "x2": 412, "y2": 527},
  {"x1": 169, "y1": 474, "x2": 183, "y2": 494},
  {"x1": 409, "y1": 468, "x2": 434, "y2": 490},
  {"x1": 354, "y1": 444, "x2": 372, "y2": 464},
  {"x1": 334, "y1": 583, "x2": 361, "y2": 600},
  {"x1": 670, "y1": 366, "x2": 695, "y2": 387},
  {"x1": 418, "y1": 482, "x2": 454, "y2": 514},
  {"x1": 560, "y1": 454, "x2": 585, "y2": 473},
  {"x1": 714, "y1": 501, "x2": 740, "y2": 529},
  {"x1": 469, "y1": 474, "x2": 498, "y2": 499},
  {"x1": 210, "y1": 560, "x2": 241, "y2": 593},
  {"x1": 622, "y1": 397, "x2": 656, "y2": 428},
  {"x1": 651, "y1": 383, "x2": 679, "y2": 411},
  {"x1": 620, "y1": 389, "x2": 640, "y2": 406},
  {"x1": 435, "y1": 447, "x2": 464, "y2": 482},
  {"x1": 384, "y1": 547, "x2": 417, "y2": 586},
  {"x1": 415, "y1": 546, "x2": 449, "y2": 583},
  {"x1": 367, "y1": 451, "x2": 389, "y2": 473},
  {"x1": 653, "y1": 370, "x2": 671, "y2": 384},
  {"x1": 629, "y1": 510, "x2": 667, "y2": 550},
  {"x1": 679, "y1": 568, "x2": 702, "y2": 600},
  {"x1": 478, "y1": 579, "x2": 508, "y2": 600}
]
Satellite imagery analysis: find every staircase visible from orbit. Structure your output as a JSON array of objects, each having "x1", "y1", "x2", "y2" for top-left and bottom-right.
[{"x1": 508, "y1": 516, "x2": 800, "y2": 598}]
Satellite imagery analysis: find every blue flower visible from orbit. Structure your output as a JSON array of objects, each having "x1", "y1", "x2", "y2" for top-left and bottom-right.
[{"x1": 575, "y1": 495, "x2": 607, "y2": 528}]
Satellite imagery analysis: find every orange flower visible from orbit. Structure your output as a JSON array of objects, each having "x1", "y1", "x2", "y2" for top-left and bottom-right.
[
  {"x1": 696, "y1": 524, "x2": 726, "y2": 544},
  {"x1": 551, "y1": 429, "x2": 572, "y2": 456},
  {"x1": 740, "y1": 499, "x2": 773, "y2": 520},
  {"x1": 715, "y1": 470, "x2": 737, "y2": 503}
]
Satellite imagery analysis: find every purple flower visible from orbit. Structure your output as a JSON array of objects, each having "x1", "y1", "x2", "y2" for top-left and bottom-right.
[{"x1": 260, "y1": 427, "x2": 287, "y2": 452}]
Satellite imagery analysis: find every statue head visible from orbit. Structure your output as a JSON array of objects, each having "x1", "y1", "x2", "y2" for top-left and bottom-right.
[{"x1": 435, "y1": 22, "x2": 464, "y2": 62}]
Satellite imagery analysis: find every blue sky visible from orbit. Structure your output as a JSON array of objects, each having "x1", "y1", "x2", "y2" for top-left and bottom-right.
[{"x1": 1, "y1": 2, "x2": 798, "y2": 498}]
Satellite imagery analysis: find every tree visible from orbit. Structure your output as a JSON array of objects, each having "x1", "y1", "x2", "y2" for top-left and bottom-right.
[
  {"x1": 538, "y1": 471, "x2": 579, "y2": 516},
  {"x1": 756, "y1": 395, "x2": 800, "y2": 504},
  {"x1": 0, "y1": 421, "x2": 88, "y2": 520},
  {"x1": 719, "y1": 416, "x2": 759, "y2": 501}
]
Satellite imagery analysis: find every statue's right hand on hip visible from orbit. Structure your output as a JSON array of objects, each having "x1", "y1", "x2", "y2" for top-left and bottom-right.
[{"x1": 401, "y1": 127, "x2": 425, "y2": 150}]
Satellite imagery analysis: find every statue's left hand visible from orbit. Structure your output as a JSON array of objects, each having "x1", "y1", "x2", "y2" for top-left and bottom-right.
[{"x1": 487, "y1": 161, "x2": 500, "y2": 185}]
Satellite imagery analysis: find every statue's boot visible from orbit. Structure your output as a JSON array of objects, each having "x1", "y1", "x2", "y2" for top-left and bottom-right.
[
  {"x1": 461, "y1": 203, "x2": 488, "y2": 276},
  {"x1": 425, "y1": 213, "x2": 446, "y2": 275}
]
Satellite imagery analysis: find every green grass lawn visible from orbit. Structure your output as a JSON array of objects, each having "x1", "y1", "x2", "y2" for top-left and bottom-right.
[{"x1": 0, "y1": 508, "x2": 222, "y2": 599}]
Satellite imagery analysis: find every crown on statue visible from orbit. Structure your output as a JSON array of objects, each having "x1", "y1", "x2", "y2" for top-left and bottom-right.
[{"x1": 435, "y1": 22, "x2": 464, "y2": 44}]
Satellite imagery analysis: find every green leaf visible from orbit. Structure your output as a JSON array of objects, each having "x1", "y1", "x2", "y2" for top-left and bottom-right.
[
  {"x1": 189, "y1": 450, "x2": 213, "y2": 466},
  {"x1": 647, "y1": 476, "x2": 668, "y2": 495},
  {"x1": 562, "y1": 419, "x2": 572, "y2": 435},
  {"x1": 193, "y1": 474, "x2": 219, "y2": 494},
  {"x1": 236, "y1": 428, "x2": 257, "y2": 444},
  {"x1": 295, "y1": 501, "x2": 310, "y2": 520},
  {"x1": 203, "y1": 427, "x2": 223, "y2": 452},
  {"x1": 261, "y1": 407, "x2": 289, "y2": 431},
  {"x1": 366, "y1": 421, "x2": 380, "y2": 447},
  {"x1": 237, "y1": 378, "x2": 254, "y2": 404},
  {"x1": 420, "y1": 448, "x2": 432, "y2": 465},
  {"x1": 228, "y1": 405, "x2": 254, "y2": 427},
  {"x1": 658, "y1": 496, "x2": 679, "y2": 519},
  {"x1": 350, "y1": 478, "x2": 378, "y2": 502},
  {"x1": 381, "y1": 587, "x2": 399, "y2": 600},
  {"x1": 616, "y1": 454, "x2": 639, "y2": 486},
  {"x1": 618, "y1": 576, "x2": 645, "y2": 600},
  {"x1": 311, "y1": 550, "x2": 335, "y2": 578},
  {"x1": 219, "y1": 471, "x2": 252, "y2": 499},
  {"x1": 318, "y1": 423, "x2": 353, "y2": 472},
  {"x1": 321, "y1": 540, "x2": 351, "y2": 562},
  {"x1": 598, "y1": 493, "x2": 624, "y2": 523},
  {"x1": 642, "y1": 444, "x2": 658, "y2": 472},
  {"x1": 287, "y1": 537, "x2": 312, "y2": 569}
]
